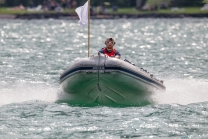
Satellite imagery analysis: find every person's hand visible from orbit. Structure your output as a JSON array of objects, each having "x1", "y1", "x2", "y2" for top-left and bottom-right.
[
  {"x1": 104, "y1": 54, "x2": 109, "y2": 57},
  {"x1": 115, "y1": 55, "x2": 120, "y2": 59}
]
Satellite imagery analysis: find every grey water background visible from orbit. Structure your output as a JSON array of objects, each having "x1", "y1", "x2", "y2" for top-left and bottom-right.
[{"x1": 0, "y1": 18, "x2": 208, "y2": 138}]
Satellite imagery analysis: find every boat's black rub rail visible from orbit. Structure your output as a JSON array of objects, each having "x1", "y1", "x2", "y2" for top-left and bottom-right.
[{"x1": 60, "y1": 66, "x2": 166, "y2": 90}]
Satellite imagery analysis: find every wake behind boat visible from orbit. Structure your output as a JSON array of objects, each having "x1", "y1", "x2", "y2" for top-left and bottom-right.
[{"x1": 59, "y1": 54, "x2": 166, "y2": 106}]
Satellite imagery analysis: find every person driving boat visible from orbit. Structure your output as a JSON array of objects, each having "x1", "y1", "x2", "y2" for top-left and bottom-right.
[{"x1": 99, "y1": 38, "x2": 121, "y2": 59}]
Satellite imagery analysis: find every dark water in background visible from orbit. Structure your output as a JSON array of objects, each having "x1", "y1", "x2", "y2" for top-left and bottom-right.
[{"x1": 0, "y1": 18, "x2": 208, "y2": 138}]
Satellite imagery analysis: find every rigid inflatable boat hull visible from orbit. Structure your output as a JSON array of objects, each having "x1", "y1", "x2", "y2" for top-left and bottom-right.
[{"x1": 60, "y1": 55, "x2": 165, "y2": 106}]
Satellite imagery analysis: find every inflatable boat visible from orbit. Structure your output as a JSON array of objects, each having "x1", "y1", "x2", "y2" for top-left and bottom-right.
[{"x1": 59, "y1": 54, "x2": 166, "y2": 106}]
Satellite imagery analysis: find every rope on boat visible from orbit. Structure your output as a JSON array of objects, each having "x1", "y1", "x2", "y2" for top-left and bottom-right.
[
  {"x1": 104, "y1": 54, "x2": 106, "y2": 73},
  {"x1": 97, "y1": 53, "x2": 101, "y2": 91}
]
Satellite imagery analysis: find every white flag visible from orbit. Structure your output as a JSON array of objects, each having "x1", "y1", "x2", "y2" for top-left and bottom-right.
[{"x1": 75, "y1": 1, "x2": 89, "y2": 26}]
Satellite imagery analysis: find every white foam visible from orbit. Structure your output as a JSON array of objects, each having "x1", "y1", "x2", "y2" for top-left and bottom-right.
[
  {"x1": 153, "y1": 78, "x2": 208, "y2": 105},
  {"x1": 0, "y1": 82, "x2": 59, "y2": 106},
  {"x1": 1, "y1": 79, "x2": 208, "y2": 106}
]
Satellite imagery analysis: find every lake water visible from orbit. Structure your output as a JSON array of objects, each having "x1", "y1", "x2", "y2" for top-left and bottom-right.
[{"x1": 0, "y1": 18, "x2": 208, "y2": 138}]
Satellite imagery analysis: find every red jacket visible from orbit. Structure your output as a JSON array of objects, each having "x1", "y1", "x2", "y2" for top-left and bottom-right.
[{"x1": 99, "y1": 48, "x2": 120, "y2": 57}]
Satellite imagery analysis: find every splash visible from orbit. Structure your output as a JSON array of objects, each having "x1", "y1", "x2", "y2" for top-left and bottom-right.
[
  {"x1": 1, "y1": 79, "x2": 208, "y2": 106},
  {"x1": 0, "y1": 82, "x2": 59, "y2": 106},
  {"x1": 153, "y1": 79, "x2": 208, "y2": 105}
]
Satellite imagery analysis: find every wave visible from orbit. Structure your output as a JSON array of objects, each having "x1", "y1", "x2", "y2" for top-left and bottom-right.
[
  {"x1": 0, "y1": 82, "x2": 58, "y2": 106},
  {"x1": 153, "y1": 78, "x2": 208, "y2": 105},
  {"x1": 1, "y1": 79, "x2": 208, "y2": 106}
]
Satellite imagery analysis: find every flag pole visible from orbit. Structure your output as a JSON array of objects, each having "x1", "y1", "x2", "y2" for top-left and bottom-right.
[{"x1": 88, "y1": 0, "x2": 90, "y2": 57}]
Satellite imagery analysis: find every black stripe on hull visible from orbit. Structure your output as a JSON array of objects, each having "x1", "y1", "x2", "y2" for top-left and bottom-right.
[{"x1": 60, "y1": 66, "x2": 165, "y2": 90}]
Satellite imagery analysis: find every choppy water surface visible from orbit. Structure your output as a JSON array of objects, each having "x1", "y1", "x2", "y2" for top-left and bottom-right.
[{"x1": 0, "y1": 18, "x2": 208, "y2": 138}]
